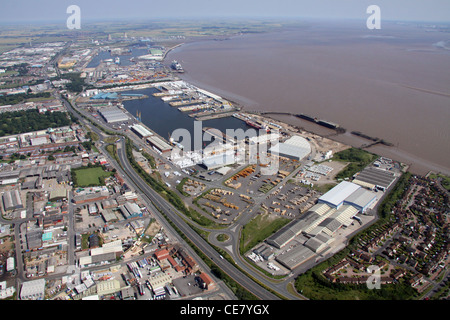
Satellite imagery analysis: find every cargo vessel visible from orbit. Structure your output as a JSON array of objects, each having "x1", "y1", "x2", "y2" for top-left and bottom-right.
[
  {"x1": 296, "y1": 113, "x2": 340, "y2": 129},
  {"x1": 245, "y1": 120, "x2": 270, "y2": 133},
  {"x1": 178, "y1": 104, "x2": 210, "y2": 112},
  {"x1": 171, "y1": 60, "x2": 184, "y2": 73},
  {"x1": 296, "y1": 114, "x2": 316, "y2": 122},
  {"x1": 317, "y1": 119, "x2": 339, "y2": 129}
]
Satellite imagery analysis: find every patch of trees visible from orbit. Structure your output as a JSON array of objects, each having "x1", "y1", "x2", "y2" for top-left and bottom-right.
[
  {"x1": 378, "y1": 172, "x2": 412, "y2": 219},
  {"x1": 61, "y1": 72, "x2": 85, "y2": 93},
  {"x1": 0, "y1": 92, "x2": 51, "y2": 106},
  {"x1": 0, "y1": 109, "x2": 72, "y2": 137},
  {"x1": 334, "y1": 148, "x2": 377, "y2": 180}
]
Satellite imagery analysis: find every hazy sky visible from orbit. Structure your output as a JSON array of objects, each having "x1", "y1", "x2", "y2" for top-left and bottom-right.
[{"x1": 1, "y1": 0, "x2": 449, "y2": 23}]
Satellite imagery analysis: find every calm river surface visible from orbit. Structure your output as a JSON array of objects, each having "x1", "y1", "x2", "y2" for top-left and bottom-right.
[{"x1": 167, "y1": 20, "x2": 450, "y2": 174}]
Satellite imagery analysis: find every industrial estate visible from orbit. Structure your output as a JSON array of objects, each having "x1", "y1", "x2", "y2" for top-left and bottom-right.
[{"x1": 0, "y1": 21, "x2": 448, "y2": 302}]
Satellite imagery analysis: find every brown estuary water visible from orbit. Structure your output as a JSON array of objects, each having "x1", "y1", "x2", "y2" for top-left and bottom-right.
[{"x1": 167, "y1": 20, "x2": 450, "y2": 175}]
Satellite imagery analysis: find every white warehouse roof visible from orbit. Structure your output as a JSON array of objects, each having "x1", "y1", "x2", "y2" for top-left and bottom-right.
[
  {"x1": 20, "y1": 279, "x2": 46, "y2": 300},
  {"x1": 344, "y1": 188, "x2": 377, "y2": 212},
  {"x1": 131, "y1": 124, "x2": 153, "y2": 138},
  {"x1": 269, "y1": 135, "x2": 311, "y2": 161},
  {"x1": 248, "y1": 133, "x2": 280, "y2": 145},
  {"x1": 318, "y1": 181, "x2": 361, "y2": 208},
  {"x1": 284, "y1": 135, "x2": 311, "y2": 149},
  {"x1": 202, "y1": 152, "x2": 236, "y2": 170}
]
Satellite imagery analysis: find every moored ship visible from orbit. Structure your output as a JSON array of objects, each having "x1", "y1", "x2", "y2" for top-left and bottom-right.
[
  {"x1": 245, "y1": 120, "x2": 270, "y2": 132},
  {"x1": 171, "y1": 60, "x2": 184, "y2": 73}
]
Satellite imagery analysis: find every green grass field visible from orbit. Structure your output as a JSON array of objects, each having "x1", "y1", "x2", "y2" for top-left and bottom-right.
[
  {"x1": 334, "y1": 148, "x2": 378, "y2": 180},
  {"x1": 72, "y1": 167, "x2": 113, "y2": 187},
  {"x1": 429, "y1": 173, "x2": 450, "y2": 191}
]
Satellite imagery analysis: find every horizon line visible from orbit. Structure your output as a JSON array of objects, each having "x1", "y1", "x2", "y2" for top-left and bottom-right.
[{"x1": 1, "y1": 16, "x2": 450, "y2": 26}]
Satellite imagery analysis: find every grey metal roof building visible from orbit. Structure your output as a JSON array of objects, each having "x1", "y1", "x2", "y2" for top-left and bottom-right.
[
  {"x1": 275, "y1": 245, "x2": 315, "y2": 270},
  {"x1": 101, "y1": 210, "x2": 118, "y2": 223},
  {"x1": 253, "y1": 244, "x2": 274, "y2": 260},
  {"x1": 0, "y1": 170, "x2": 21, "y2": 181},
  {"x1": 21, "y1": 178, "x2": 40, "y2": 190},
  {"x1": 269, "y1": 135, "x2": 311, "y2": 161},
  {"x1": 131, "y1": 124, "x2": 153, "y2": 138},
  {"x1": 267, "y1": 197, "x2": 362, "y2": 250},
  {"x1": 353, "y1": 167, "x2": 397, "y2": 191},
  {"x1": 266, "y1": 218, "x2": 304, "y2": 249},
  {"x1": 21, "y1": 167, "x2": 43, "y2": 178},
  {"x1": 20, "y1": 279, "x2": 46, "y2": 300},
  {"x1": 2, "y1": 189, "x2": 23, "y2": 211},
  {"x1": 344, "y1": 188, "x2": 377, "y2": 212},
  {"x1": 266, "y1": 208, "x2": 326, "y2": 249},
  {"x1": 304, "y1": 237, "x2": 326, "y2": 253},
  {"x1": 26, "y1": 229, "x2": 43, "y2": 250},
  {"x1": 266, "y1": 181, "x2": 382, "y2": 270},
  {"x1": 91, "y1": 252, "x2": 116, "y2": 264},
  {"x1": 146, "y1": 136, "x2": 172, "y2": 153},
  {"x1": 318, "y1": 217, "x2": 342, "y2": 235}
]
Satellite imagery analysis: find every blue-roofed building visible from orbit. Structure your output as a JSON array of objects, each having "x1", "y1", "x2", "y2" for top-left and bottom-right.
[
  {"x1": 90, "y1": 92, "x2": 119, "y2": 100},
  {"x1": 42, "y1": 232, "x2": 53, "y2": 242}
]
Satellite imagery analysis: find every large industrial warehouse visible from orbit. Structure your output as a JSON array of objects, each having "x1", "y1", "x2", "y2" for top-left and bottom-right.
[
  {"x1": 267, "y1": 181, "x2": 379, "y2": 270},
  {"x1": 2, "y1": 189, "x2": 23, "y2": 211},
  {"x1": 353, "y1": 166, "x2": 397, "y2": 191},
  {"x1": 343, "y1": 187, "x2": 378, "y2": 213},
  {"x1": 317, "y1": 181, "x2": 361, "y2": 209},
  {"x1": 131, "y1": 124, "x2": 153, "y2": 139},
  {"x1": 98, "y1": 106, "x2": 130, "y2": 123},
  {"x1": 269, "y1": 135, "x2": 311, "y2": 161},
  {"x1": 146, "y1": 136, "x2": 172, "y2": 154},
  {"x1": 202, "y1": 152, "x2": 236, "y2": 170}
]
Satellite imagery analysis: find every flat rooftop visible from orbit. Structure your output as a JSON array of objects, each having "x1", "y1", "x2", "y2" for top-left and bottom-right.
[
  {"x1": 318, "y1": 181, "x2": 360, "y2": 208},
  {"x1": 98, "y1": 106, "x2": 129, "y2": 123},
  {"x1": 275, "y1": 245, "x2": 315, "y2": 270},
  {"x1": 353, "y1": 167, "x2": 396, "y2": 189},
  {"x1": 146, "y1": 136, "x2": 172, "y2": 152},
  {"x1": 344, "y1": 188, "x2": 377, "y2": 210},
  {"x1": 131, "y1": 124, "x2": 153, "y2": 138}
]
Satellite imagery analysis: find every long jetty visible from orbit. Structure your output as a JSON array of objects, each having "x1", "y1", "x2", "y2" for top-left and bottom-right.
[{"x1": 248, "y1": 111, "x2": 344, "y2": 131}]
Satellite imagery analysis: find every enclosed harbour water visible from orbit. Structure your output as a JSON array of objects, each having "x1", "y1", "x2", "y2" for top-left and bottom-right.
[
  {"x1": 88, "y1": 45, "x2": 262, "y2": 147},
  {"x1": 121, "y1": 87, "x2": 255, "y2": 147}
]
